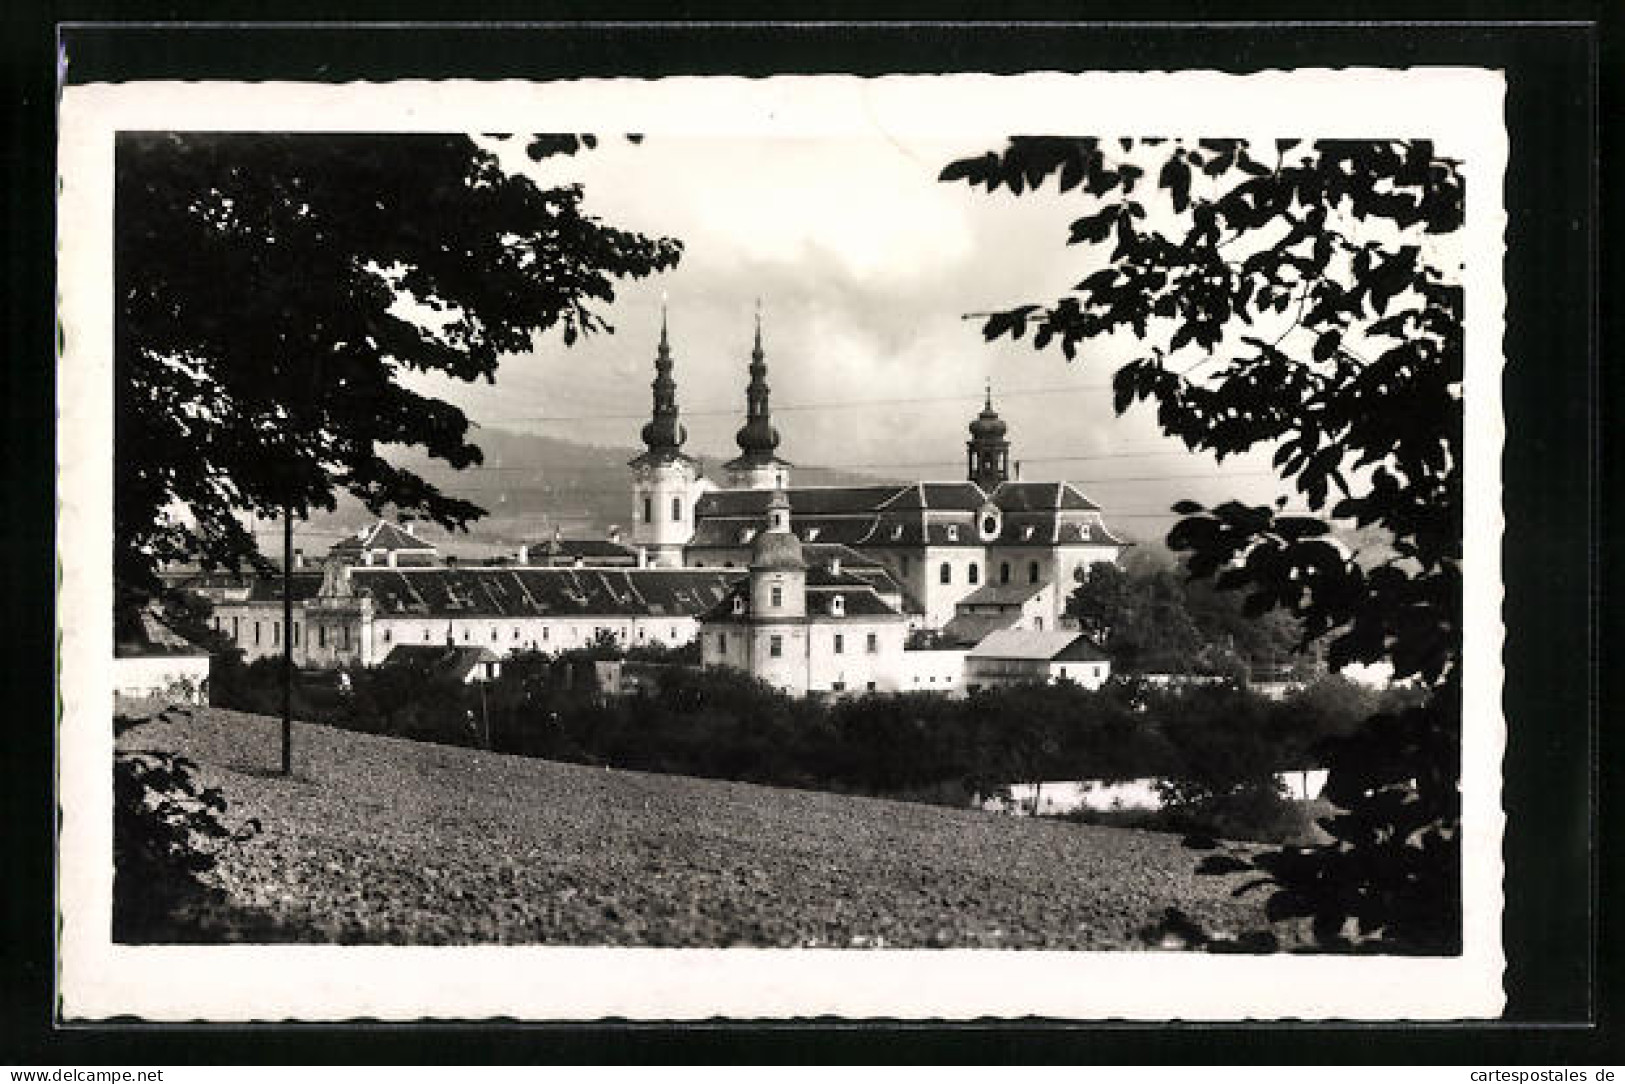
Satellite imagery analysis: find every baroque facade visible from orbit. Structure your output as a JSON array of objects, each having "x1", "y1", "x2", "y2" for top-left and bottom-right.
[{"x1": 208, "y1": 309, "x2": 1126, "y2": 695}]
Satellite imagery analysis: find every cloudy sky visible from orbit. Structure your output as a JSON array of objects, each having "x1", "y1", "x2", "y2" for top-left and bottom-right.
[{"x1": 407, "y1": 131, "x2": 1291, "y2": 542}]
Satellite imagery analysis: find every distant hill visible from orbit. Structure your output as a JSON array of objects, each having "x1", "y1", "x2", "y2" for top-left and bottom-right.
[{"x1": 275, "y1": 428, "x2": 882, "y2": 557}]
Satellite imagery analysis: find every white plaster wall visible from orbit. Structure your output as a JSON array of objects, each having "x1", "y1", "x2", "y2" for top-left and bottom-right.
[
  {"x1": 803, "y1": 618, "x2": 907, "y2": 694},
  {"x1": 899, "y1": 648, "x2": 968, "y2": 695}
]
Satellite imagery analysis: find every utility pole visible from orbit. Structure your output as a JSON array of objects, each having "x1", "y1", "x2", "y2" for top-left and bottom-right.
[{"x1": 282, "y1": 504, "x2": 293, "y2": 776}]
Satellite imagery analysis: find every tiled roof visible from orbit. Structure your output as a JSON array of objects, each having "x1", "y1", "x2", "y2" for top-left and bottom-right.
[
  {"x1": 381, "y1": 644, "x2": 499, "y2": 681},
  {"x1": 958, "y1": 582, "x2": 1048, "y2": 607},
  {"x1": 329, "y1": 521, "x2": 438, "y2": 556},
  {"x1": 990, "y1": 481, "x2": 1099, "y2": 512},
  {"x1": 939, "y1": 611, "x2": 1020, "y2": 649},
  {"x1": 967, "y1": 628, "x2": 1108, "y2": 661},
  {"x1": 522, "y1": 538, "x2": 639, "y2": 561},
  {"x1": 245, "y1": 572, "x2": 327, "y2": 602},
  {"x1": 350, "y1": 567, "x2": 740, "y2": 619},
  {"x1": 692, "y1": 482, "x2": 1126, "y2": 551},
  {"x1": 699, "y1": 581, "x2": 903, "y2": 623}
]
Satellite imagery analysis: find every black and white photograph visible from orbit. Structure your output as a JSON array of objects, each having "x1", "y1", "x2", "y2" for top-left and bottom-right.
[{"x1": 56, "y1": 69, "x2": 1510, "y2": 1021}]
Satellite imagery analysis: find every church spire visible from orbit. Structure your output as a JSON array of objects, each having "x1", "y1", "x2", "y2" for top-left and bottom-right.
[
  {"x1": 637, "y1": 301, "x2": 688, "y2": 462},
  {"x1": 733, "y1": 299, "x2": 781, "y2": 465}
]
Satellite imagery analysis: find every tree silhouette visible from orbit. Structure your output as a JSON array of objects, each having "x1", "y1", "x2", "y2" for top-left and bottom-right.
[
  {"x1": 942, "y1": 137, "x2": 1463, "y2": 952},
  {"x1": 116, "y1": 132, "x2": 680, "y2": 613}
]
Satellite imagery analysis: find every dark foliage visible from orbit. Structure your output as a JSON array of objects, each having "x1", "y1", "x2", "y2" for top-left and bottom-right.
[
  {"x1": 113, "y1": 737, "x2": 259, "y2": 941},
  {"x1": 942, "y1": 136, "x2": 1463, "y2": 952},
  {"x1": 116, "y1": 132, "x2": 681, "y2": 615},
  {"x1": 1068, "y1": 550, "x2": 1307, "y2": 677}
]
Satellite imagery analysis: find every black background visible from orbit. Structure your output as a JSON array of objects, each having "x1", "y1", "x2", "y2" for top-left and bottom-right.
[{"x1": 4, "y1": 4, "x2": 1616, "y2": 1065}]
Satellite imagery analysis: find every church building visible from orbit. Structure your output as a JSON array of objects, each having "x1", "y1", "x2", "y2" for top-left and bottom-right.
[{"x1": 630, "y1": 311, "x2": 1129, "y2": 632}]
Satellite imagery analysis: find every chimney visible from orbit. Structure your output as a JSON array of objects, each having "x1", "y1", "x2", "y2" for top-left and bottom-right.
[
  {"x1": 1015, "y1": 460, "x2": 1023, "y2": 480},
  {"x1": 637, "y1": 547, "x2": 649, "y2": 569},
  {"x1": 829, "y1": 555, "x2": 841, "y2": 577},
  {"x1": 293, "y1": 547, "x2": 304, "y2": 570},
  {"x1": 387, "y1": 550, "x2": 398, "y2": 568},
  {"x1": 574, "y1": 556, "x2": 585, "y2": 569},
  {"x1": 363, "y1": 550, "x2": 375, "y2": 566},
  {"x1": 607, "y1": 525, "x2": 623, "y2": 544},
  {"x1": 518, "y1": 544, "x2": 530, "y2": 566}
]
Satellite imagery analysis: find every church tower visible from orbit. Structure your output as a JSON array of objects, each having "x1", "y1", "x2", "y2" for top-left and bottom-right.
[
  {"x1": 966, "y1": 382, "x2": 1011, "y2": 491},
  {"x1": 723, "y1": 303, "x2": 793, "y2": 490},
  {"x1": 628, "y1": 307, "x2": 700, "y2": 567},
  {"x1": 747, "y1": 488, "x2": 807, "y2": 692}
]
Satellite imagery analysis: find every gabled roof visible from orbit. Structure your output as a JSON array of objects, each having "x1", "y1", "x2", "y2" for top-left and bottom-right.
[
  {"x1": 329, "y1": 521, "x2": 439, "y2": 557},
  {"x1": 938, "y1": 611, "x2": 1020, "y2": 649},
  {"x1": 381, "y1": 644, "x2": 498, "y2": 682},
  {"x1": 968, "y1": 628, "x2": 1109, "y2": 662}
]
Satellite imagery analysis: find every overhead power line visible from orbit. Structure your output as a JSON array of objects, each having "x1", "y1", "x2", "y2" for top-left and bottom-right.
[{"x1": 473, "y1": 381, "x2": 1116, "y2": 425}]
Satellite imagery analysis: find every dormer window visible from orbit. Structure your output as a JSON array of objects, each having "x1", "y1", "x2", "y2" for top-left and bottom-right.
[
  {"x1": 739, "y1": 527, "x2": 757, "y2": 544},
  {"x1": 1022, "y1": 525, "x2": 1035, "y2": 540},
  {"x1": 830, "y1": 594, "x2": 845, "y2": 616},
  {"x1": 1080, "y1": 523, "x2": 1092, "y2": 540},
  {"x1": 891, "y1": 525, "x2": 905, "y2": 541},
  {"x1": 945, "y1": 524, "x2": 959, "y2": 542},
  {"x1": 806, "y1": 527, "x2": 821, "y2": 541},
  {"x1": 732, "y1": 596, "x2": 746, "y2": 615}
]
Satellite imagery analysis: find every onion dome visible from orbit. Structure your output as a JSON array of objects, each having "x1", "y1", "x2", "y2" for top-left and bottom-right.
[
  {"x1": 750, "y1": 489, "x2": 805, "y2": 571},
  {"x1": 969, "y1": 382, "x2": 1008, "y2": 440}
]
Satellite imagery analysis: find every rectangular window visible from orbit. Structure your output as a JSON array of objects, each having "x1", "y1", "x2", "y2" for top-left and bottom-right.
[
  {"x1": 671, "y1": 496, "x2": 682, "y2": 521},
  {"x1": 718, "y1": 633, "x2": 727, "y2": 652},
  {"x1": 253, "y1": 621, "x2": 261, "y2": 645},
  {"x1": 642, "y1": 497, "x2": 652, "y2": 523},
  {"x1": 292, "y1": 623, "x2": 300, "y2": 647},
  {"x1": 832, "y1": 681, "x2": 845, "y2": 692},
  {"x1": 382, "y1": 628, "x2": 391, "y2": 644},
  {"x1": 769, "y1": 634, "x2": 783, "y2": 658},
  {"x1": 272, "y1": 621, "x2": 279, "y2": 645},
  {"x1": 318, "y1": 625, "x2": 326, "y2": 647},
  {"x1": 770, "y1": 586, "x2": 783, "y2": 607},
  {"x1": 867, "y1": 632, "x2": 879, "y2": 654},
  {"x1": 866, "y1": 681, "x2": 876, "y2": 692},
  {"x1": 834, "y1": 633, "x2": 844, "y2": 654},
  {"x1": 232, "y1": 616, "x2": 239, "y2": 641},
  {"x1": 343, "y1": 626, "x2": 351, "y2": 649},
  {"x1": 543, "y1": 626, "x2": 550, "y2": 641}
]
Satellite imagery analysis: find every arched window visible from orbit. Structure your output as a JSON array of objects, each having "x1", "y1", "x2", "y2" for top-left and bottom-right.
[
  {"x1": 968, "y1": 563, "x2": 980, "y2": 585},
  {"x1": 1000, "y1": 561, "x2": 1011, "y2": 584},
  {"x1": 1028, "y1": 560, "x2": 1040, "y2": 584},
  {"x1": 939, "y1": 562, "x2": 952, "y2": 585}
]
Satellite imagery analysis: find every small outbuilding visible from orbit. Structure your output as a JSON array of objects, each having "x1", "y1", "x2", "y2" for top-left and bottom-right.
[
  {"x1": 380, "y1": 644, "x2": 502, "y2": 684},
  {"x1": 965, "y1": 628, "x2": 1111, "y2": 691}
]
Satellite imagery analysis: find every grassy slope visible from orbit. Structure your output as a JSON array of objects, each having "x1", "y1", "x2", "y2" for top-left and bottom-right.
[{"x1": 116, "y1": 705, "x2": 1302, "y2": 948}]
